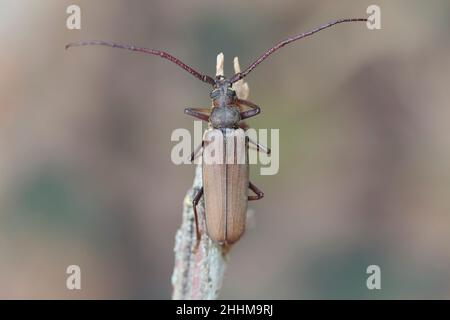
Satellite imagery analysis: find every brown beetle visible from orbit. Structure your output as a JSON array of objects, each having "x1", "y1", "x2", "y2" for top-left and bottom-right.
[
  {"x1": 66, "y1": 18, "x2": 367, "y2": 245},
  {"x1": 189, "y1": 80, "x2": 269, "y2": 245}
]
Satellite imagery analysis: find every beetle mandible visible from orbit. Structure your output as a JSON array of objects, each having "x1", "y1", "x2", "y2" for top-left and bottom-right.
[{"x1": 66, "y1": 18, "x2": 368, "y2": 245}]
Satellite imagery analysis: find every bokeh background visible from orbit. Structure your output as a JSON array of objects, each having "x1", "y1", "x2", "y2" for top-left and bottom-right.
[{"x1": 1, "y1": 0, "x2": 450, "y2": 299}]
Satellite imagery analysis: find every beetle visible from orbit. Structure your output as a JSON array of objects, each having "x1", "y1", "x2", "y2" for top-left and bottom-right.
[
  {"x1": 191, "y1": 83, "x2": 269, "y2": 245},
  {"x1": 66, "y1": 18, "x2": 367, "y2": 245}
]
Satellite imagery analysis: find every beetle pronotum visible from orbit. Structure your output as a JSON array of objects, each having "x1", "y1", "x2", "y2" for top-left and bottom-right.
[{"x1": 67, "y1": 18, "x2": 367, "y2": 245}]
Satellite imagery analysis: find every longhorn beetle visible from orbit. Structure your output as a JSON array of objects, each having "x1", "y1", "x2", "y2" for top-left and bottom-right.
[{"x1": 66, "y1": 18, "x2": 368, "y2": 245}]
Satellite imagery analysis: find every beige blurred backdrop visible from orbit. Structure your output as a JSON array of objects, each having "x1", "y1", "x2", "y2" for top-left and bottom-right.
[{"x1": 1, "y1": 0, "x2": 450, "y2": 299}]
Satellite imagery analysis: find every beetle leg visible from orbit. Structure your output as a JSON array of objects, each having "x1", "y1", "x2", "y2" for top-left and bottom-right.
[
  {"x1": 192, "y1": 187, "x2": 204, "y2": 242},
  {"x1": 238, "y1": 121, "x2": 250, "y2": 131},
  {"x1": 237, "y1": 99, "x2": 261, "y2": 120},
  {"x1": 184, "y1": 107, "x2": 211, "y2": 122},
  {"x1": 247, "y1": 137, "x2": 271, "y2": 155},
  {"x1": 190, "y1": 140, "x2": 204, "y2": 162},
  {"x1": 248, "y1": 182, "x2": 264, "y2": 201}
]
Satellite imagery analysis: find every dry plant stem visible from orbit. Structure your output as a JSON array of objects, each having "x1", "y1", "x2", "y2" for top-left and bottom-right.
[
  {"x1": 171, "y1": 53, "x2": 249, "y2": 300},
  {"x1": 171, "y1": 164, "x2": 227, "y2": 300}
]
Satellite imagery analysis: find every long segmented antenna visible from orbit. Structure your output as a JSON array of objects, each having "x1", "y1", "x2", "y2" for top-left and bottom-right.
[
  {"x1": 66, "y1": 40, "x2": 216, "y2": 86},
  {"x1": 230, "y1": 18, "x2": 367, "y2": 83}
]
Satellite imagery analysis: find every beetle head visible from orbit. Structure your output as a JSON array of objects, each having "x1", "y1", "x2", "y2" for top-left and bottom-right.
[{"x1": 210, "y1": 76, "x2": 237, "y2": 107}]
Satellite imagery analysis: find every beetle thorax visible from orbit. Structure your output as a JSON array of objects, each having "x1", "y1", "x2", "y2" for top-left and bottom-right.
[{"x1": 210, "y1": 106, "x2": 241, "y2": 129}]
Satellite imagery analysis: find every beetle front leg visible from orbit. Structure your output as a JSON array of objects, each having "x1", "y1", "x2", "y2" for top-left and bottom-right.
[
  {"x1": 192, "y1": 187, "x2": 204, "y2": 242},
  {"x1": 184, "y1": 107, "x2": 211, "y2": 122},
  {"x1": 189, "y1": 141, "x2": 204, "y2": 162},
  {"x1": 248, "y1": 182, "x2": 264, "y2": 201},
  {"x1": 247, "y1": 137, "x2": 271, "y2": 155},
  {"x1": 237, "y1": 99, "x2": 261, "y2": 120}
]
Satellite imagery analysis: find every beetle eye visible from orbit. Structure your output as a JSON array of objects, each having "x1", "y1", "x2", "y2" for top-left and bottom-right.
[
  {"x1": 210, "y1": 89, "x2": 220, "y2": 99},
  {"x1": 226, "y1": 88, "x2": 236, "y2": 97}
]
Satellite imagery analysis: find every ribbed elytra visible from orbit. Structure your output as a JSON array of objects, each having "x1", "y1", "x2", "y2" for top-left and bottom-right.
[{"x1": 202, "y1": 128, "x2": 249, "y2": 244}]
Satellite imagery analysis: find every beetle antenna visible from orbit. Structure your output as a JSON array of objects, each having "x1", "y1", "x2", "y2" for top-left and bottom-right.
[
  {"x1": 230, "y1": 18, "x2": 367, "y2": 83},
  {"x1": 66, "y1": 40, "x2": 216, "y2": 86}
]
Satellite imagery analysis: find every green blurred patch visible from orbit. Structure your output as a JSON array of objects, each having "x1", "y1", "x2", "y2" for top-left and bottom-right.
[
  {"x1": 8, "y1": 164, "x2": 99, "y2": 236},
  {"x1": 187, "y1": 10, "x2": 261, "y2": 76},
  {"x1": 293, "y1": 244, "x2": 448, "y2": 299},
  {"x1": 304, "y1": 246, "x2": 385, "y2": 299}
]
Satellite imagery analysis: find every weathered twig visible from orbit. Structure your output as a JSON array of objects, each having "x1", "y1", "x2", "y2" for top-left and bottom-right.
[{"x1": 171, "y1": 53, "x2": 249, "y2": 300}]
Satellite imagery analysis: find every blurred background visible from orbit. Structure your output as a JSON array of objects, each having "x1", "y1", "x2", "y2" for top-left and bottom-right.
[{"x1": 1, "y1": 0, "x2": 450, "y2": 299}]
